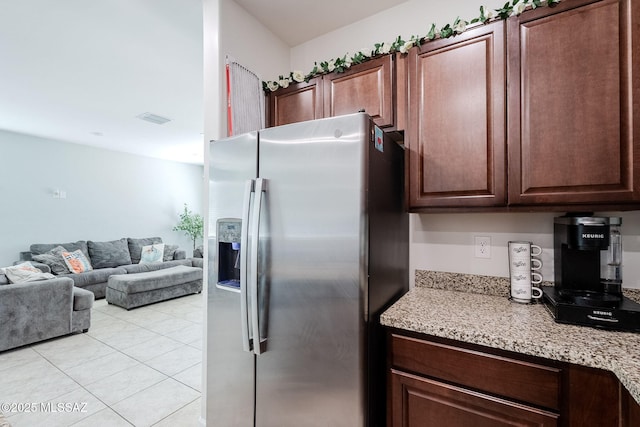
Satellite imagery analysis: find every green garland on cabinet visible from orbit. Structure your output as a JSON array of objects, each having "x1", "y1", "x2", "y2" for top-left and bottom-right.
[{"x1": 262, "y1": 0, "x2": 561, "y2": 92}]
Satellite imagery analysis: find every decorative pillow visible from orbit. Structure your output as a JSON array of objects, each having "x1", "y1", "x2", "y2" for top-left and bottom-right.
[
  {"x1": 62, "y1": 250, "x2": 93, "y2": 274},
  {"x1": 140, "y1": 243, "x2": 165, "y2": 264},
  {"x1": 88, "y1": 238, "x2": 132, "y2": 268},
  {"x1": 163, "y1": 244, "x2": 179, "y2": 262},
  {"x1": 193, "y1": 245, "x2": 203, "y2": 258},
  {"x1": 1, "y1": 262, "x2": 55, "y2": 284},
  {"x1": 32, "y1": 245, "x2": 71, "y2": 275},
  {"x1": 128, "y1": 237, "x2": 163, "y2": 264}
]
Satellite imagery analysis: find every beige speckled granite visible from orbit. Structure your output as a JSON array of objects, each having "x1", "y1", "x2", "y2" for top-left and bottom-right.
[{"x1": 382, "y1": 277, "x2": 640, "y2": 405}]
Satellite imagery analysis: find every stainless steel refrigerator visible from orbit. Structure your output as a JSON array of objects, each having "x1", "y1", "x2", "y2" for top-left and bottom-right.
[{"x1": 206, "y1": 113, "x2": 408, "y2": 427}]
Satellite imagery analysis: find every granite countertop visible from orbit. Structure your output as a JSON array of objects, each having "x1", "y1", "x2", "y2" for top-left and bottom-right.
[{"x1": 380, "y1": 271, "x2": 640, "y2": 405}]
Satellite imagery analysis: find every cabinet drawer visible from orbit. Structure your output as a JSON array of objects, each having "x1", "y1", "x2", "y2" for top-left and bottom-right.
[
  {"x1": 390, "y1": 369, "x2": 559, "y2": 427},
  {"x1": 390, "y1": 334, "x2": 561, "y2": 410}
]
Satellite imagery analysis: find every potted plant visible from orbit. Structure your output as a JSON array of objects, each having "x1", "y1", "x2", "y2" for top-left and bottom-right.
[{"x1": 173, "y1": 203, "x2": 204, "y2": 255}]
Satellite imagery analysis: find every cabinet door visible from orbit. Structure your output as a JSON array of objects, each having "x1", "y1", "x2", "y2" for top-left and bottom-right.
[
  {"x1": 564, "y1": 364, "x2": 620, "y2": 426},
  {"x1": 507, "y1": 0, "x2": 640, "y2": 206},
  {"x1": 406, "y1": 20, "x2": 506, "y2": 209},
  {"x1": 621, "y1": 387, "x2": 640, "y2": 427},
  {"x1": 390, "y1": 369, "x2": 558, "y2": 427},
  {"x1": 323, "y1": 55, "x2": 395, "y2": 128},
  {"x1": 266, "y1": 77, "x2": 323, "y2": 127}
]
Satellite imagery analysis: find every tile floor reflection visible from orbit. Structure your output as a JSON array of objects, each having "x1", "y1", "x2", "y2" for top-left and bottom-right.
[{"x1": 0, "y1": 293, "x2": 204, "y2": 427}]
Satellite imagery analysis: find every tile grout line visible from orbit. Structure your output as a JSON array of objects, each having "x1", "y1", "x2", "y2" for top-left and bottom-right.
[{"x1": 5, "y1": 294, "x2": 204, "y2": 427}]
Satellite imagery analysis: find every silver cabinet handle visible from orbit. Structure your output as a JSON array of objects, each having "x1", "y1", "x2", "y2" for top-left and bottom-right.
[
  {"x1": 251, "y1": 178, "x2": 266, "y2": 355},
  {"x1": 240, "y1": 179, "x2": 254, "y2": 352}
]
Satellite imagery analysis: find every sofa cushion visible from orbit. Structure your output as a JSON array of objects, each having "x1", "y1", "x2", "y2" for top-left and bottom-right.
[
  {"x1": 163, "y1": 244, "x2": 179, "y2": 261},
  {"x1": 32, "y1": 245, "x2": 71, "y2": 275},
  {"x1": 88, "y1": 238, "x2": 132, "y2": 269},
  {"x1": 1, "y1": 262, "x2": 55, "y2": 284},
  {"x1": 60, "y1": 267, "x2": 127, "y2": 288},
  {"x1": 72, "y1": 287, "x2": 95, "y2": 311},
  {"x1": 120, "y1": 259, "x2": 192, "y2": 274},
  {"x1": 0, "y1": 274, "x2": 8, "y2": 285},
  {"x1": 108, "y1": 265, "x2": 202, "y2": 294},
  {"x1": 193, "y1": 245, "x2": 203, "y2": 258},
  {"x1": 140, "y1": 243, "x2": 165, "y2": 264},
  {"x1": 128, "y1": 237, "x2": 163, "y2": 264},
  {"x1": 62, "y1": 249, "x2": 93, "y2": 274},
  {"x1": 31, "y1": 241, "x2": 90, "y2": 260}
]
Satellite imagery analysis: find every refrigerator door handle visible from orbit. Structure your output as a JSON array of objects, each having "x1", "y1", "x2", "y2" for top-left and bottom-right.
[
  {"x1": 251, "y1": 177, "x2": 266, "y2": 355},
  {"x1": 240, "y1": 179, "x2": 254, "y2": 353}
]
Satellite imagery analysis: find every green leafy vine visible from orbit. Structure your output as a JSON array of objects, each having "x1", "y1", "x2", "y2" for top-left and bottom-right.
[{"x1": 262, "y1": 0, "x2": 561, "y2": 92}]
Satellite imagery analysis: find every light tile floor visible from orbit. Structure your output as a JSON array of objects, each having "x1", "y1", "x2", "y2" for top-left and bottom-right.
[{"x1": 0, "y1": 293, "x2": 204, "y2": 427}]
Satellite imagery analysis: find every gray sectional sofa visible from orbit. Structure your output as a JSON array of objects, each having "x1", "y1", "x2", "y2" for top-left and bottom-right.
[
  {"x1": 0, "y1": 236, "x2": 202, "y2": 352},
  {"x1": 0, "y1": 274, "x2": 94, "y2": 352},
  {"x1": 21, "y1": 237, "x2": 195, "y2": 299}
]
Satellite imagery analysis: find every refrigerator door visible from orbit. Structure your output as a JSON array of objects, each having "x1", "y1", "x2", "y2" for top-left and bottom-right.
[
  {"x1": 254, "y1": 114, "x2": 368, "y2": 426},
  {"x1": 207, "y1": 132, "x2": 258, "y2": 426}
]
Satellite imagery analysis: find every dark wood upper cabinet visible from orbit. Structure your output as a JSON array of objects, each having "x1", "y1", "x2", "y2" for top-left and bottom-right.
[
  {"x1": 507, "y1": 0, "x2": 640, "y2": 206},
  {"x1": 267, "y1": 77, "x2": 323, "y2": 128},
  {"x1": 323, "y1": 55, "x2": 394, "y2": 128},
  {"x1": 406, "y1": 20, "x2": 507, "y2": 209},
  {"x1": 266, "y1": 55, "x2": 399, "y2": 131}
]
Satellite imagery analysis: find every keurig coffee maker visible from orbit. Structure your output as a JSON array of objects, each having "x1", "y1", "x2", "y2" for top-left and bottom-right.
[{"x1": 542, "y1": 214, "x2": 640, "y2": 332}]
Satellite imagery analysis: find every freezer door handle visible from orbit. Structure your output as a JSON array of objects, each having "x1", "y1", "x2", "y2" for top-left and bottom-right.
[
  {"x1": 240, "y1": 179, "x2": 254, "y2": 353},
  {"x1": 251, "y1": 178, "x2": 266, "y2": 355}
]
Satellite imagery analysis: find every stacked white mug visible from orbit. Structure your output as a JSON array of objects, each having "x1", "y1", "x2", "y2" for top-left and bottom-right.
[{"x1": 508, "y1": 241, "x2": 543, "y2": 304}]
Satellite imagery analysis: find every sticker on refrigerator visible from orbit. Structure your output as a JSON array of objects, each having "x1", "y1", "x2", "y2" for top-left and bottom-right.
[{"x1": 374, "y1": 126, "x2": 384, "y2": 153}]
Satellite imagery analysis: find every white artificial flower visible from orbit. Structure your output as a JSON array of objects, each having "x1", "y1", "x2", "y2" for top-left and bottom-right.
[
  {"x1": 291, "y1": 70, "x2": 305, "y2": 83},
  {"x1": 278, "y1": 77, "x2": 290, "y2": 88},
  {"x1": 485, "y1": 9, "x2": 496, "y2": 20},
  {"x1": 380, "y1": 42, "x2": 391, "y2": 54},
  {"x1": 344, "y1": 54, "x2": 353, "y2": 68},
  {"x1": 454, "y1": 20, "x2": 467, "y2": 34},
  {"x1": 512, "y1": 2, "x2": 527, "y2": 15},
  {"x1": 399, "y1": 40, "x2": 414, "y2": 54},
  {"x1": 360, "y1": 47, "x2": 372, "y2": 58},
  {"x1": 267, "y1": 81, "x2": 279, "y2": 92},
  {"x1": 327, "y1": 60, "x2": 336, "y2": 72}
]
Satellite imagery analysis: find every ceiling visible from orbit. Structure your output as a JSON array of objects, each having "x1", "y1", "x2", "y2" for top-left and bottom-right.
[
  {"x1": 0, "y1": 0, "x2": 406, "y2": 165},
  {"x1": 235, "y1": 0, "x2": 408, "y2": 47}
]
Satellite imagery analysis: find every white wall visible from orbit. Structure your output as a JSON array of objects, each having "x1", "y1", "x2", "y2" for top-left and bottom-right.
[
  {"x1": 0, "y1": 130, "x2": 204, "y2": 266},
  {"x1": 286, "y1": 0, "x2": 640, "y2": 290},
  {"x1": 410, "y1": 212, "x2": 640, "y2": 290},
  {"x1": 290, "y1": 0, "x2": 508, "y2": 74},
  {"x1": 208, "y1": 0, "x2": 290, "y2": 141}
]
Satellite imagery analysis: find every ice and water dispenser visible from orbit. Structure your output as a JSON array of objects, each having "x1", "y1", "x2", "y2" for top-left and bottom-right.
[{"x1": 216, "y1": 219, "x2": 241, "y2": 290}]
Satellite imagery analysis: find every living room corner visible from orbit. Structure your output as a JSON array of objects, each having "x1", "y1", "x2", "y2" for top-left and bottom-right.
[{"x1": 0, "y1": 130, "x2": 207, "y2": 426}]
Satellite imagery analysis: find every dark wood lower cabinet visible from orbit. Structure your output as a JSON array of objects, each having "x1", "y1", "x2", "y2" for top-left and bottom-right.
[
  {"x1": 391, "y1": 369, "x2": 558, "y2": 427},
  {"x1": 387, "y1": 330, "x2": 639, "y2": 427},
  {"x1": 622, "y1": 386, "x2": 640, "y2": 427}
]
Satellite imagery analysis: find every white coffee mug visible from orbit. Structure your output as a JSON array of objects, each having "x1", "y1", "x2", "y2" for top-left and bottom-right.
[{"x1": 509, "y1": 241, "x2": 542, "y2": 258}]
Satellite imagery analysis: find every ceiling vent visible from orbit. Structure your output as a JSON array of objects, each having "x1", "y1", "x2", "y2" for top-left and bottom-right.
[{"x1": 136, "y1": 112, "x2": 171, "y2": 125}]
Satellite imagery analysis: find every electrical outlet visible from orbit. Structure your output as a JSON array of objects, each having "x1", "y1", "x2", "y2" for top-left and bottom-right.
[{"x1": 475, "y1": 236, "x2": 491, "y2": 259}]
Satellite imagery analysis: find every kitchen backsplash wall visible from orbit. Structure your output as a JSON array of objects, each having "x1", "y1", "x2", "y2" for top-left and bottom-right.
[{"x1": 410, "y1": 211, "x2": 640, "y2": 290}]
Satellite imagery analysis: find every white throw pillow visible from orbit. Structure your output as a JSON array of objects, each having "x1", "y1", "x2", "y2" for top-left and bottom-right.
[
  {"x1": 2, "y1": 262, "x2": 55, "y2": 284},
  {"x1": 140, "y1": 243, "x2": 165, "y2": 264}
]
